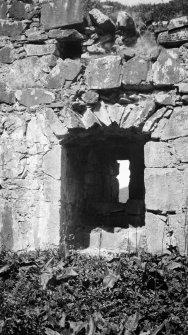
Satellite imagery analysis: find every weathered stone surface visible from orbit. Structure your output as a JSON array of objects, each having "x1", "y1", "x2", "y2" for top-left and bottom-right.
[
  {"x1": 122, "y1": 57, "x2": 150, "y2": 88},
  {"x1": 43, "y1": 145, "x2": 61, "y2": 180},
  {"x1": 116, "y1": 11, "x2": 136, "y2": 35},
  {"x1": 145, "y1": 213, "x2": 167, "y2": 254},
  {"x1": 0, "y1": 21, "x2": 25, "y2": 37},
  {"x1": 41, "y1": 0, "x2": 84, "y2": 30},
  {"x1": 82, "y1": 90, "x2": 99, "y2": 105},
  {"x1": 151, "y1": 118, "x2": 168, "y2": 139},
  {"x1": 15, "y1": 88, "x2": 55, "y2": 107},
  {"x1": 0, "y1": 46, "x2": 14, "y2": 63},
  {"x1": 45, "y1": 59, "x2": 81, "y2": 89},
  {"x1": 26, "y1": 29, "x2": 48, "y2": 42},
  {"x1": 158, "y1": 27, "x2": 188, "y2": 47},
  {"x1": 144, "y1": 142, "x2": 174, "y2": 168},
  {"x1": 145, "y1": 168, "x2": 186, "y2": 212},
  {"x1": 172, "y1": 137, "x2": 188, "y2": 163},
  {"x1": 122, "y1": 99, "x2": 156, "y2": 129},
  {"x1": 0, "y1": 90, "x2": 14, "y2": 104},
  {"x1": 9, "y1": 0, "x2": 30, "y2": 20},
  {"x1": 107, "y1": 104, "x2": 125, "y2": 125},
  {"x1": 48, "y1": 29, "x2": 83, "y2": 41},
  {"x1": 168, "y1": 214, "x2": 188, "y2": 255},
  {"x1": 6, "y1": 57, "x2": 46, "y2": 90},
  {"x1": 182, "y1": 94, "x2": 188, "y2": 104},
  {"x1": 81, "y1": 108, "x2": 101, "y2": 129},
  {"x1": 176, "y1": 82, "x2": 188, "y2": 94},
  {"x1": 0, "y1": 2, "x2": 7, "y2": 20},
  {"x1": 152, "y1": 49, "x2": 186, "y2": 86},
  {"x1": 86, "y1": 56, "x2": 122, "y2": 90},
  {"x1": 158, "y1": 107, "x2": 188, "y2": 140},
  {"x1": 24, "y1": 43, "x2": 58, "y2": 57},
  {"x1": 154, "y1": 92, "x2": 175, "y2": 106},
  {"x1": 93, "y1": 101, "x2": 111, "y2": 126},
  {"x1": 89, "y1": 9, "x2": 115, "y2": 33},
  {"x1": 89, "y1": 227, "x2": 147, "y2": 253},
  {"x1": 168, "y1": 16, "x2": 188, "y2": 31}
]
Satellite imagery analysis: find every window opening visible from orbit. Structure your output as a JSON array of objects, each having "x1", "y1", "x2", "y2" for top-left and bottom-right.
[{"x1": 117, "y1": 160, "x2": 130, "y2": 203}]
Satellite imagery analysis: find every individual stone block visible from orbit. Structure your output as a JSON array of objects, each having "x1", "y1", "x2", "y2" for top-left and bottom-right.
[
  {"x1": 144, "y1": 142, "x2": 173, "y2": 168},
  {"x1": 0, "y1": 46, "x2": 14, "y2": 63},
  {"x1": 145, "y1": 168, "x2": 185, "y2": 212},
  {"x1": 167, "y1": 16, "x2": 188, "y2": 30},
  {"x1": 45, "y1": 59, "x2": 81, "y2": 89},
  {"x1": 159, "y1": 107, "x2": 188, "y2": 140},
  {"x1": 9, "y1": 0, "x2": 30, "y2": 20},
  {"x1": 176, "y1": 82, "x2": 188, "y2": 94},
  {"x1": 48, "y1": 29, "x2": 83, "y2": 41},
  {"x1": 86, "y1": 56, "x2": 122, "y2": 90},
  {"x1": 0, "y1": 89, "x2": 14, "y2": 104},
  {"x1": 89, "y1": 9, "x2": 115, "y2": 33},
  {"x1": 15, "y1": 88, "x2": 55, "y2": 107},
  {"x1": 43, "y1": 145, "x2": 61, "y2": 180},
  {"x1": 172, "y1": 137, "x2": 188, "y2": 163},
  {"x1": 116, "y1": 11, "x2": 136, "y2": 35},
  {"x1": 0, "y1": 21, "x2": 25, "y2": 37},
  {"x1": 152, "y1": 49, "x2": 186, "y2": 86},
  {"x1": 154, "y1": 92, "x2": 175, "y2": 106},
  {"x1": 158, "y1": 27, "x2": 188, "y2": 47},
  {"x1": 122, "y1": 57, "x2": 150, "y2": 89},
  {"x1": 41, "y1": 0, "x2": 84, "y2": 30},
  {"x1": 82, "y1": 90, "x2": 99, "y2": 105},
  {"x1": 145, "y1": 212, "x2": 168, "y2": 254},
  {"x1": 0, "y1": 1, "x2": 7, "y2": 19},
  {"x1": 81, "y1": 108, "x2": 101, "y2": 129},
  {"x1": 168, "y1": 214, "x2": 187, "y2": 255},
  {"x1": 122, "y1": 99, "x2": 155, "y2": 129},
  {"x1": 24, "y1": 43, "x2": 58, "y2": 57},
  {"x1": 107, "y1": 104, "x2": 125, "y2": 125}
]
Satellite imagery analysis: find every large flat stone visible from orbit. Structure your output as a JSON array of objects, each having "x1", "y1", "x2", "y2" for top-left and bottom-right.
[
  {"x1": 41, "y1": 0, "x2": 84, "y2": 30},
  {"x1": 0, "y1": 2, "x2": 7, "y2": 19},
  {"x1": 0, "y1": 20, "x2": 25, "y2": 37},
  {"x1": 143, "y1": 107, "x2": 167, "y2": 133},
  {"x1": 24, "y1": 43, "x2": 58, "y2": 56},
  {"x1": 45, "y1": 58, "x2": 81, "y2": 89},
  {"x1": 145, "y1": 168, "x2": 186, "y2": 212},
  {"x1": 172, "y1": 137, "x2": 188, "y2": 163},
  {"x1": 86, "y1": 56, "x2": 122, "y2": 90},
  {"x1": 158, "y1": 27, "x2": 188, "y2": 47},
  {"x1": 122, "y1": 57, "x2": 150, "y2": 89},
  {"x1": 43, "y1": 145, "x2": 61, "y2": 180},
  {"x1": 45, "y1": 108, "x2": 68, "y2": 137},
  {"x1": 145, "y1": 212, "x2": 167, "y2": 254},
  {"x1": 9, "y1": 0, "x2": 31, "y2": 20},
  {"x1": 145, "y1": 142, "x2": 174, "y2": 168},
  {"x1": 152, "y1": 49, "x2": 186, "y2": 86},
  {"x1": 159, "y1": 107, "x2": 188, "y2": 140},
  {"x1": 15, "y1": 88, "x2": 55, "y2": 107},
  {"x1": 48, "y1": 29, "x2": 84, "y2": 41}
]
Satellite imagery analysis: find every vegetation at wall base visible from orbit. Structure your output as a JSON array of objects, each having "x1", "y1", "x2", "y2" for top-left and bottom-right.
[{"x1": 0, "y1": 249, "x2": 187, "y2": 335}]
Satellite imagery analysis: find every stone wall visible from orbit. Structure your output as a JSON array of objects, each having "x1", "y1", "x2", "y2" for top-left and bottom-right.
[{"x1": 0, "y1": 0, "x2": 188, "y2": 254}]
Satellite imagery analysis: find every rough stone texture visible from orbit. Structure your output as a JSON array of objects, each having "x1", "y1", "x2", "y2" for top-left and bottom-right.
[
  {"x1": 0, "y1": 1, "x2": 7, "y2": 19},
  {"x1": 144, "y1": 142, "x2": 174, "y2": 168},
  {"x1": 158, "y1": 107, "x2": 188, "y2": 140},
  {"x1": 89, "y1": 9, "x2": 115, "y2": 33},
  {"x1": 158, "y1": 27, "x2": 188, "y2": 47},
  {"x1": 45, "y1": 59, "x2": 81, "y2": 89},
  {"x1": 86, "y1": 56, "x2": 122, "y2": 90},
  {"x1": 122, "y1": 57, "x2": 150, "y2": 89},
  {"x1": 176, "y1": 82, "x2": 188, "y2": 93},
  {"x1": 168, "y1": 16, "x2": 188, "y2": 31},
  {"x1": 145, "y1": 213, "x2": 167, "y2": 254},
  {"x1": 0, "y1": 46, "x2": 14, "y2": 63},
  {"x1": 9, "y1": 0, "x2": 30, "y2": 20},
  {"x1": 172, "y1": 137, "x2": 188, "y2": 163},
  {"x1": 24, "y1": 44, "x2": 58, "y2": 57},
  {"x1": 15, "y1": 89, "x2": 55, "y2": 107},
  {"x1": 168, "y1": 214, "x2": 188, "y2": 255},
  {"x1": 48, "y1": 29, "x2": 83, "y2": 41},
  {"x1": 145, "y1": 168, "x2": 188, "y2": 212},
  {"x1": 41, "y1": 0, "x2": 84, "y2": 30},
  {"x1": 116, "y1": 11, "x2": 136, "y2": 35},
  {"x1": 88, "y1": 227, "x2": 147, "y2": 253},
  {"x1": 152, "y1": 49, "x2": 186, "y2": 86},
  {"x1": 0, "y1": 21, "x2": 25, "y2": 37}
]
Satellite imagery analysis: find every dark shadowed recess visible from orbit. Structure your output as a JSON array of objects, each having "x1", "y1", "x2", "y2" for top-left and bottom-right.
[{"x1": 60, "y1": 125, "x2": 149, "y2": 249}]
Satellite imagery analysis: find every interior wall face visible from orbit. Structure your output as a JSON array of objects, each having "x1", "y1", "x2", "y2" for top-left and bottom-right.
[{"x1": 0, "y1": 1, "x2": 188, "y2": 254}]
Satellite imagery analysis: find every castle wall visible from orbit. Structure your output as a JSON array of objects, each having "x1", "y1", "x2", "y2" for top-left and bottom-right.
[{"x1": 0, "y1": 1, "x2": 188, "y2": 254}]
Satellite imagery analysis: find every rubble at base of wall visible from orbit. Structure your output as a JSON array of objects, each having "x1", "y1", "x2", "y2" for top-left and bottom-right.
[{"x1": 0, "y1": 1, "x2": 188, "y2": 254}]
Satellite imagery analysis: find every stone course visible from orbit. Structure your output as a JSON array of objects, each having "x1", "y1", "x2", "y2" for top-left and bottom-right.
[{"x1": 0, "y1": 2, "x2": 188, "y2": 255}]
